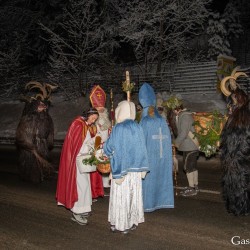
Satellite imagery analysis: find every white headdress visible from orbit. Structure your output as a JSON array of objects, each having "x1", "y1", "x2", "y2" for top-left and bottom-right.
[{"x1": 115, "y1": 100, "x2": 136, "y2": 123}]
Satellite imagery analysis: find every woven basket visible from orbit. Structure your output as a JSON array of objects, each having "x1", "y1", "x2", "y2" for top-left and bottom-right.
[{"x1": 97, "y1": 163, "x2": 111, "y2": 174}]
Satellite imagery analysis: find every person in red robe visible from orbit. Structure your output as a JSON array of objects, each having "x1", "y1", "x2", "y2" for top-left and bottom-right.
[{"x1": 56, "y1": 108, "x2": 99, "y2": 225}]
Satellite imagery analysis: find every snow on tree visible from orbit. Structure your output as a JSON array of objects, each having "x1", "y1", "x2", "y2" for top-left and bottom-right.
[
  {"x1": 0, "y1": 47, "x2": 27, "y2": 99},
  {"x1": 40, "y1": 0, "x2": 119, "y2": 99},
  {"x1": 0, "y1": 0, "x2": 65, "y2": 99},
  {"x1": 207, "y1": 13, "x2": 231, "y2": 59},
  {"x1": 222, "y1": 0, "x2": 243, "y2": 40},
  {"x1": 0, "y1": 2, "x2": 31, "y2": 99},
  {"x1": 206, "y1": 1, "x2": 243, "y2": 60},
  {"x1": 92, "y1": 0, "x2": 121, "y2": 77},
  {"x1": 116, "y1": 0, "x2": 212, "y2": 74},
  {"x1": 0, "y1": 0, "x2": 64, "y2": 64}
]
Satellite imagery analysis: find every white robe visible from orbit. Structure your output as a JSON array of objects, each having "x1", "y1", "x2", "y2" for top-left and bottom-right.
[
  {"x1": 108, "y1": 172, "x2": 144, "y2": 231},
  {"x1": 96, "y1": 111, "x2": 111, "y2": 188},
  {"x1": 98, "y1": 126, "x2": 110, "y2": 188},
  {"x1": 70, "y1": 131, "x2": 93, "y2": 214}
]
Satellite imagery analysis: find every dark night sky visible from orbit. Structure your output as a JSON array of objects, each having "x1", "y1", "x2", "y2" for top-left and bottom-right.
[{"x1": 211, "y1": 0, "x2": 230, "y2": 13}]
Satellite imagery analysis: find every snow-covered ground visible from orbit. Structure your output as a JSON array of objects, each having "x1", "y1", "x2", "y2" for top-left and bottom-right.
[{"x1": 0, "y1": 92, "x2": 227, "y2": 141}]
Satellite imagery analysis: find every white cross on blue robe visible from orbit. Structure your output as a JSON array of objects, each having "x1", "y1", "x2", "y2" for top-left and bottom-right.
[{"x1": 152, "y1": 127, "x2": 168, "y2": 158}]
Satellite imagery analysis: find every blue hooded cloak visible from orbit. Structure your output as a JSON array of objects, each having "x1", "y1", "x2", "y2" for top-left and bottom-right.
[
  {"x1": 104, "y1": 101, "x2": 149, "y2": 179},
  {"x1": 139, "y1": 83, "x2": 174, "y2": 212}
]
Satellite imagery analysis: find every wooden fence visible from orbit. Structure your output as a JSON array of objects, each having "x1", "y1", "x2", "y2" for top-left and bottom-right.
[
  {"x1": 1, "y1": 61, "x2": 249, "y2": 100},
  {"x1": 100, "y1": 61, "x2": 249, "y2": 95}
]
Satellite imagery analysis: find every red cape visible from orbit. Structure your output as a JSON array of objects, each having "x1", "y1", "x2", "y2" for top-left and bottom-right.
[
  {"x1": 90, "y1": 171, "x2": 104, "y2": 198},
  {"x1": 56, "y1": 117, "x2": 97, "y2": 209}
]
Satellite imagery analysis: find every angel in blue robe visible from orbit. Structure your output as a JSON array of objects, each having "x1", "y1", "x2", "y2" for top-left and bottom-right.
[
  {"x1": 139, "y1": 83, "x2": 174, "y2": 212},
  {"x1": 104, "y1": 100, "x2": 149, "y2": 233}
]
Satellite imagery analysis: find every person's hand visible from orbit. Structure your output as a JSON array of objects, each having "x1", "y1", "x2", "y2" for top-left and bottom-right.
[
  {"x1": 172, "y1": 142, "x2": 178, "y2": 148},
  {"x1": 108, "y1": 127, "x2": 112, "y2": 135},
  {"x1": 114, "y1": 176, "x2": 125, "y2": 185}
]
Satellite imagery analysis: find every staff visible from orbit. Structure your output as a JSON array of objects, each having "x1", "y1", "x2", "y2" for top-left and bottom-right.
[{"x1": 122, "y1": 71, "x2": 134, "y2": 102}]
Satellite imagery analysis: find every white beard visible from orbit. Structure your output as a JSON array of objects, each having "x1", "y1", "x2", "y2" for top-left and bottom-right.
[{"x1": 96, "y1": 108, "x2": 111, "y2": 131}]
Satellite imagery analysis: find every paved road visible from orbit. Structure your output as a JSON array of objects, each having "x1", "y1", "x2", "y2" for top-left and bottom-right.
[{"x1": 0, "y1": 145, "x2": 249, "y2": 250}]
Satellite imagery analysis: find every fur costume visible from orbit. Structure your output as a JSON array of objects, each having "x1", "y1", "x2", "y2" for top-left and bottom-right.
[
  {"x1": 16, "y1": 82, "x2": 57, "y2": 183},
  {"x1": 220, "y1": 87, "x2": 250, "y2": 215}
]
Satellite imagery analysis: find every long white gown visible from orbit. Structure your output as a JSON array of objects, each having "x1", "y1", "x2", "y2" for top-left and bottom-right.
[
  {"x1": 108, "y1": 172, "x2": 144, "y2": 231},
  {"x1": 70, "y1": 131, "x2": 93, "y2": 214}
]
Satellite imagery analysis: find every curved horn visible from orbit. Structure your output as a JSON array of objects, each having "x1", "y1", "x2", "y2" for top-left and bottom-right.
[
  {"x1": 220, "y1": 76, "x2": 235, "y2": 97},
  {"x1": 233, "y1": 72, "x2": 248, "y2": 80},
  {"x1": 229, "y1": 66, "x2": 240, "y2": 87},
  {"x1": 231, "y1": 72, "x2": 248, "y2": 90},
  {"x1": 221, "y1": 66, "x2": 249, "y2": 96},
  {"x1": 45, "y1": 83, "x2": 58, "y2": 100},
  {"x1": 25, "y1": 81, "x2": 43, "y2": 90},
  {"x1": 230, "y1": 66, "x2": 241, "y2": 77},
  {"x1": 25, "y1": 81, "x2": 48, "y2": 99},
  {"x1": 45, "y1": 83, "x2": 58, "y2": 90}
]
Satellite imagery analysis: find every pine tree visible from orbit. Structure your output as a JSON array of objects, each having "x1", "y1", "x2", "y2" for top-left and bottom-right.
[{"x1": 206, "y1": 1, "x2": 243, "y2": 60}]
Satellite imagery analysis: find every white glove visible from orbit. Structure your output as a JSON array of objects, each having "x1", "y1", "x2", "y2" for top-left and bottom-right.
[
  {"x1": 114, "y1": 176, "x2": 125, "y2": 185},
  {"x1": 141, "y1": 171, "x2": 147, "y2": 179}
]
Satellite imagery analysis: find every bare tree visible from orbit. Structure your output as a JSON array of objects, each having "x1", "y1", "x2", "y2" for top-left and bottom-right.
[
  {"x1": 0, "y1": 46, "x2": 27, "y2": 99},
  {"x1": 40, "y1": 0, "x2": 119, "y2": 98}
]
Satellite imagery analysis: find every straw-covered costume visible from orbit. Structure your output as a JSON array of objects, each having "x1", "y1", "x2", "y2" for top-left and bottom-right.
[
  {"x1": 220, "y1": 69, "x2": 250, "y2": 216},
  {"x1": 16, "y1": 82, "x2": 57, "y2": 183}
]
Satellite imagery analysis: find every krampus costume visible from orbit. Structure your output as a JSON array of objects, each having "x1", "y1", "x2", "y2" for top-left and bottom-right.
[
  {"x1": 16, "y1": 81, "x2": 57, "y2": 183},
  {"x1": 220, "y1": 68, "x2": 250, "y2": 216}
]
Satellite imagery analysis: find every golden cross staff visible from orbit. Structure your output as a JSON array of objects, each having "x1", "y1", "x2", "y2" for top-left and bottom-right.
[{"x1": 122, "y1": 71, "x2": 134, "y2": 102}]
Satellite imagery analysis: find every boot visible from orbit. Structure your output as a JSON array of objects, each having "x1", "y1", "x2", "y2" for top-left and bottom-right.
[
  {"x1": 180, "y1": 172, "x2": 197, "y2": 197},
  {"x1": 193, "y1": 170, "x2": 199, "y2": 192},
  {"x1": 186, "y1": 172, "x2": 194, "y2": 188}
]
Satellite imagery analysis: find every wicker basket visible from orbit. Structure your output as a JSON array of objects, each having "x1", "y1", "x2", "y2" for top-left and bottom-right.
[{"x1": 97, "y1": 163, "x2": 111, "y2": 174}]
